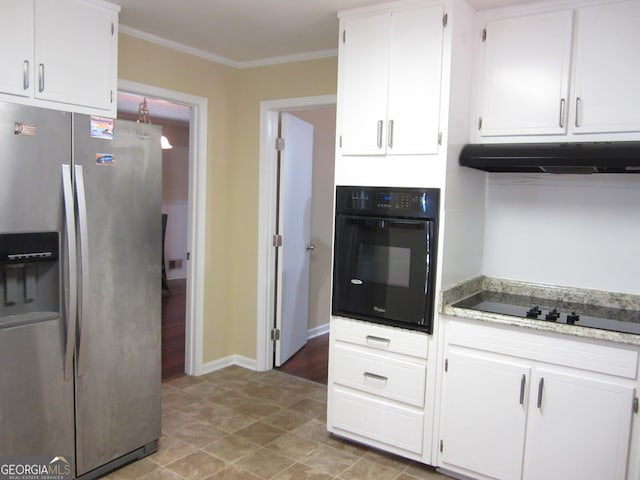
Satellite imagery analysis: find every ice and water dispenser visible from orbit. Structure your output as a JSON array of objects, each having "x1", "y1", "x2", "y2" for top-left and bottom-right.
[{"x1": 0, "y1": 232, "x2": 60, "y2": 328}]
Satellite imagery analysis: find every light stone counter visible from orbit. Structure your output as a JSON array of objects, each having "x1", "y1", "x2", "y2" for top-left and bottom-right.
[{"x1": 441, "y1": 276, "x2": 640, "y2": 347}]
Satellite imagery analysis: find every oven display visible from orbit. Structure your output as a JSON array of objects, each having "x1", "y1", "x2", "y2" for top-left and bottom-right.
[{"x1": 376, "y1": 192, "x2": 411, "y2": 209}]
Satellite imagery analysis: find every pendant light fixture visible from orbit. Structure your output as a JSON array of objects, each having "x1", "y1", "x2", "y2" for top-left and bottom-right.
[{"x1": 136, "y1": 98, "x2": 173, "y2": 150}]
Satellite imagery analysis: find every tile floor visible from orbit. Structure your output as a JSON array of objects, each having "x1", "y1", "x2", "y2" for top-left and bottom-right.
[{"x1": 104, "y1": 366, "x2": 451, "y2": 480}]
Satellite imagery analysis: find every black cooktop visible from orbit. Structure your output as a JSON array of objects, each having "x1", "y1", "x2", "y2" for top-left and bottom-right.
[{"x1": 453, "y1": 291, "x2": 640, "y2": 336}]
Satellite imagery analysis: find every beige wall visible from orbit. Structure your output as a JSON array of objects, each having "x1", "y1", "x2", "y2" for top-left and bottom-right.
[
  {"x1": 118, "y1": 33, "x2": 338, "y2": 365},
  {"x1": 228, "y1": 59, "x2": 338, "y2": 358}
]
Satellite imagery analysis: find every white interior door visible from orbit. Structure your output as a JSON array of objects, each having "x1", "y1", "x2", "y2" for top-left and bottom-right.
[{"x1": 275, "y1": 113, "x2": 314, "y2": 366}]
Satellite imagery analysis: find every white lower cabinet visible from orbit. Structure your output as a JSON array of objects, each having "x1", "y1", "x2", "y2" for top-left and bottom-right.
[
  {"x1": 439, "y1": 319, "x2": 638, "y2": 480},
  {"x1": 523, "y1": 369, "x2": 634, "y2": 480},
  {"x1": 327, "y1": 317, "x2": 429, "y2": 460},
  {"x1": 439, "y1": 350, "x2": 529, "y2": 480}
]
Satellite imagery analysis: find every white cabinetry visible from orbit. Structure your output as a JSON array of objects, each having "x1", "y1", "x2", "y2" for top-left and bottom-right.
[
  {"x1": 524, "y1": 369, "x2": 634, "y2": 480},
  {"x1": 327, "y1": 317, "x2": 429, "y2": 459},
  {"x1": 572, "y1": 1, "x2": 640, "y2": 134},
  {"x1": 439, "y1": 350, "x2": 529, "y2": 480},
  {"x1": 0, "y1": 1, "x2": 33, "y2": 98},
  {"x1": 338, "y1": 4, "x2": 445, "y2": 156},
  {"x1": 473, "y1": 0, "x2": 640, "y2": 142},
  {"x1": 475, "y1": 9, "x2": 573, "y2": 137},
  {"x1": 0, "y1": 0, "x2": 119, "y2": 117},
  {"x1": 439, "y1": 318, "x2": 638, "y2": 480}
]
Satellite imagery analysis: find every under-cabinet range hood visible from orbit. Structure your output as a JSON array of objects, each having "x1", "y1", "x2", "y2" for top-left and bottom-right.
[{"x1": 459, "y1": 142, "x2": 640, "y2": 174}]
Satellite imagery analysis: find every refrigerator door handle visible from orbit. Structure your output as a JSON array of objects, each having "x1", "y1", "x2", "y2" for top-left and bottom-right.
[
  {"x1": 62, "y1": 165, "x2": 77, "y2": 381},
  {"x1": 74, "y1": 165, "x2": 90, "y2": 377}
]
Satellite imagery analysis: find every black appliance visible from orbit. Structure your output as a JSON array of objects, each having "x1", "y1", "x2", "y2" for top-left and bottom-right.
[
  {"x1": 459, "y1": 141, "x2": 640, "y2": 174},
  {"x1": 332, "y1": 186, "x2": 440, "y2": 333},
  {"x1": 454, "y1": 291, "x2": 640, "y2": 335}
]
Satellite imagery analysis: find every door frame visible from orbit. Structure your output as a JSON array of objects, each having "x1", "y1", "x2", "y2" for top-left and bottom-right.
[
  {"x1": 118, "y1": 79, "x2": 208, "y2": 376},
  {"x1": 256, "y1": 94, "x2": 336, "y2": 372}
]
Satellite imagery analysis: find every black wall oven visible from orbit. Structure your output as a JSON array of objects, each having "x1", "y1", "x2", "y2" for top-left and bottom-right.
[{"x1": 332, "y1": 186, "x2": 440, "y2": 333}]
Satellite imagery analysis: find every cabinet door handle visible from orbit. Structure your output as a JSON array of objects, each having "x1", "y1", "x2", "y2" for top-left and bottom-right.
[
  {"x1": 364, "y1": 372, "x2": 388, "y2": 383},
  {"x1": 537, "y1": 377, "x2": 545, "y2": 409},
  {"x1": 559, "y1": 98, "x2": 566, "y2": 128},
  {"x1": 377, "y1": 120, "x2": 383, "y2": 148},
  {"x1": 387, "y1": 120, "x2": 394, "y2": 149},
  {"x1": 23, "y1": 60, "x2": 29, "y2": 90},
  {"x1": 575, "y1": 97, "x2": 582, "y2": 128},
  {"x1": 366, "y1": 335, "x2": 390, "y2": 347},
  {"x1": 38, "y1": 63, "x2": 45, "y2": 92},
  {"x1": 519, "y1": 374, "x2": 526, "y2": 405}
]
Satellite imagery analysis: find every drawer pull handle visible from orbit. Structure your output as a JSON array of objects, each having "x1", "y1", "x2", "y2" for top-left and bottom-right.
[
  {"x1": 364, "y1": 372, "x2": 388, "y2": 383},
  {"x1": 366, "y1": 335, "x2": 390, "y2": 346},
  {"x1": 537, "y1": 377, "x2": 545, "y2": 409}
]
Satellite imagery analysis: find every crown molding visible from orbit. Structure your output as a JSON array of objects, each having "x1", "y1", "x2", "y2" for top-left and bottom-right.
[{"x1": 119, "y1": 25, "x2": 337, "y2": 70}]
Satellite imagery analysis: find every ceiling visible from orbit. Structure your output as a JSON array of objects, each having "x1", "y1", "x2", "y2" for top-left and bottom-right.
[
  {"x1": 114, "y1": 0, "x2": 538, "y2": 121},
  {"x1": 111, "y1": 0, "x2": 540, "y2": 67}
]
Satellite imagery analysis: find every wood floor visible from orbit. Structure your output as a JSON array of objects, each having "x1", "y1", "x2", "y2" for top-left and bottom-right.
[
  {"x1": 161, "y1": 278, "x2": 329, "y2": 384},
  {"x1": 161, "y1": 278, "x2": 186, "y2": 379},
  {"x1": 277, "y1": 333, "x2": 329, "y2": 385}
]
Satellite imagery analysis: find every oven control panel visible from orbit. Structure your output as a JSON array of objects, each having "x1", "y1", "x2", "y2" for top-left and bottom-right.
[{"x1": 336, "y1": 186, "x2": 440, "y2": 219}]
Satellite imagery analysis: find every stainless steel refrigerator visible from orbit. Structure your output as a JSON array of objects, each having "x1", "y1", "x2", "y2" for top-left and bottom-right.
[{"x1": 0, "y1": 101, "x2": 161, "y2": 479}]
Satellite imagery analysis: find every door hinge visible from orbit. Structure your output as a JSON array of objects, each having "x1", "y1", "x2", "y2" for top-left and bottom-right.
[
  {"x1": 271, "y1": 328, "x2": 281, "y2": 341},
  {"x1": 272, "y1": 234, "x2": 283, "y2": 247},
  {"x1": 444, "y1": 358, "x2": 448, "y2": 372},
  {"x1": 634, "y1": 397, "x2": 638, "y2": 414},
  {"x1": 443, "y1": 13, "x2": 448, "y2": 27},
  {"x1": 186, "y1": 251, "x2": 191, "y2": 260},
  {"x1": 478, "y1": 117, "x2": 483, "y2": 130},
  {"x1": 438, "y1": 132, "x2": 443, "y2": 146},
  {"x1": 482, "y1": 28, "x2": 487, "y2": 42},
  {"x1": 275, "y1": 137, "x2": 285, "y2": 151},
  {"x1": 339, "y1": 135, "x2": 343, "y2": 148},
  {"x1": 440, "y1": 440, "x2": 444, "y2": 453}
]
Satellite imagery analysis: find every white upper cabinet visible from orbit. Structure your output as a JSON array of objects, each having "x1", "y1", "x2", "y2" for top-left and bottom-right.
[
  {"x1": 338, "y1": 4, "x2": 445, "y2": 156},
  {"x1": 572, "y1": 0, "x2": 640, "y2": 134},
  {"x1": 339, "y1": 13, "x2": 391, "y2": 155},
  {"x1": 476, "y1": 9, "x2": 573, "y2": 137},
  {"x1": 0, "y1": 1, "x2": 34, "y2": 98},
  {"x1": 473, "y1": 0, "x2": 640, "y2": 142},
  {"x1": 0, "y1": 0, "x2": 119, "y2": 117}
]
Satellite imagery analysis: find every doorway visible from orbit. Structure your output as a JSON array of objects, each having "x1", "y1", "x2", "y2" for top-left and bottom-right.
[
  {"x1": 256, "y1": 95, "x2": 336, "y2": 375},
  {"x1": 117, "y1": 80, "x2": 208, "y2": 377}
]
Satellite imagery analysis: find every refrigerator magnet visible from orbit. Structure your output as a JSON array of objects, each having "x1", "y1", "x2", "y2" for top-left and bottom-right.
[
  {"x1": 90, "y1": 116, "x2": 114, "y2": 139},
  {"x1": 96, "y1": 153, "x2": 115, "y2": 165}
]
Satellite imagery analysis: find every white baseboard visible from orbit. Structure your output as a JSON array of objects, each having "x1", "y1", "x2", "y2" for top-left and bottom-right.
[
  {"x1": 197, "y1": 325, "x2": 328, "y2": 377},
  {"x1": 200, "y1": 354, "x2": 257, "y2": 375},
  {"x1": 308, "y1": 323, "x2": 329, "y2": 339}
]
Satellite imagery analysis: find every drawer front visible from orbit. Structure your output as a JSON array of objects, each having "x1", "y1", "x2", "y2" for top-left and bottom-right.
[
  {"x1": 331, "y1": 317, "x2": 429, "y2": 359},
  {"x1": 331, "y1": 386, "x2": 424, "y2": 454},
  {"x1": 446, "y1": 317, "x2": 639, "y2": 379},
  {"x1": 333, "y1": 343, "x2": 426, "y2": 407}
]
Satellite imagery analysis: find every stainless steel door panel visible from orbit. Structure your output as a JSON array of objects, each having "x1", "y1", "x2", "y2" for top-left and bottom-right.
[
  {"x1": 0, "y1": 321, "x2": 75, "y2": 456},
  {"x1": 0, "y1": 103, "x2": 74, "y2": 462},
  {"x1": 72, "y1": 117, "x2": 162, "y2": 476},
  {"x1": 0, "y1": 103, "x2": 69, "y2": 232}
]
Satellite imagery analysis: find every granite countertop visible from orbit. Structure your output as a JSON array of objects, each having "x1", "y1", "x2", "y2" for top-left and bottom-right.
[{"x1": 441, "y1": 276, "x2": 640, "y2": 346}]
